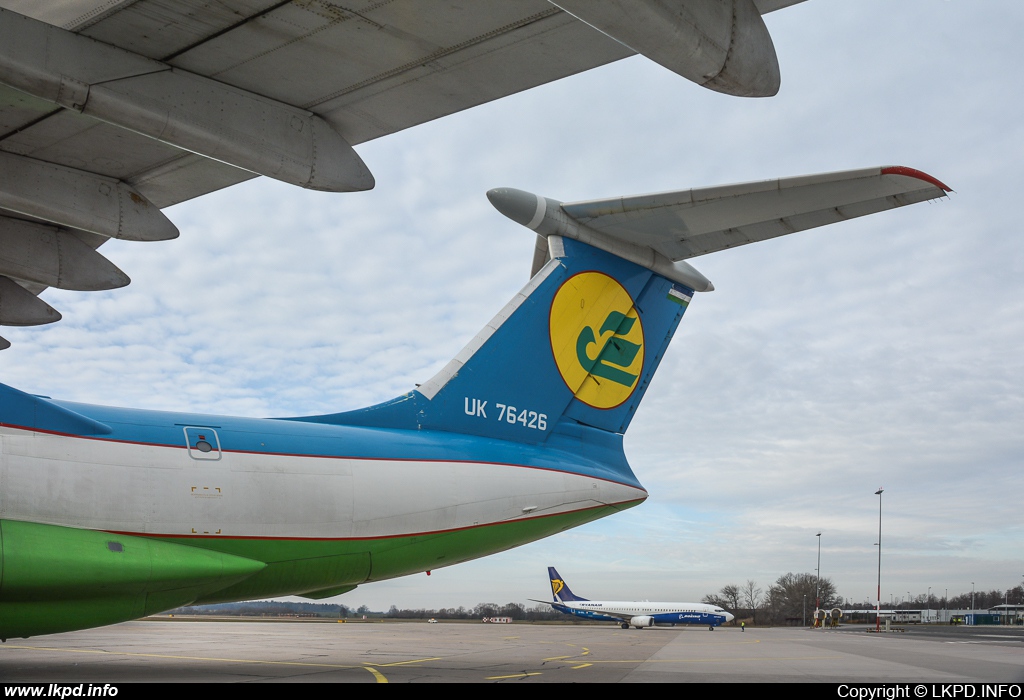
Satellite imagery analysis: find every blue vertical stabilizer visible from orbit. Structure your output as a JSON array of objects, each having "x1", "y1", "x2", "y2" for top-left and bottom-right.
[
  {"x1": 294, "y1": 238, "x2": 694, "y2": 446},
  {"x1": 548, "y1": 566, "x2": 587, "y2": 603}
]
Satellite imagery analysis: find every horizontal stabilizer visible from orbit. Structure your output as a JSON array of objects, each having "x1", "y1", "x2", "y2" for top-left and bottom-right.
[
  {"x1": 561, "y1": 166, "x2": 950, "y2": 260},
  {"x1": 491, "y1": 167, "x2": 950, "y2": 266}
]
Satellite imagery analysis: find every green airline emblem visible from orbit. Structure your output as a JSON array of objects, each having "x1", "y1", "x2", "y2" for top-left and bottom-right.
[{"x1": 575, "y1": 310, "x2": 642, "y2": 387}]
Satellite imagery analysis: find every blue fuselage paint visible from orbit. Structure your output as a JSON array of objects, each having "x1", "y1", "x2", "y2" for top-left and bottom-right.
[
  {"x1": 0, "y1": 382, "x2": 644, "y2": 491},
  {"x1": 652, "y1": 611, "x2": 729, "y2": 626},
  {"x1": 552, "y1": 603, "x2": 620, "y2": 623}
]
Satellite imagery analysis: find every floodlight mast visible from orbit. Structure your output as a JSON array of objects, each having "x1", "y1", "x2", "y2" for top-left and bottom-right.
[
  {"x1": 875, "y1": 487, "x2": 884, "y2": 633},
  {"x1": 816, "y1": 532, "x2": 822, "y2": 625}
]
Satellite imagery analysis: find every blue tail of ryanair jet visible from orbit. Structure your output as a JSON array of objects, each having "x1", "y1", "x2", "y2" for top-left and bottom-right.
[
  {"x1": 303, "y1": 235, "x2": 694, "y2": 446},
  {"x1": 549, "y1": 566, "x2": 587, "y2": 603}
]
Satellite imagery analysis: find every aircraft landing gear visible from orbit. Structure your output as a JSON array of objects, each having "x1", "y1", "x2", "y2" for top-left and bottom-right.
[
  {"x1": 621, "y1": 622, "x2": 629, "y2": 629},
  {"x1": 709, "y1": 625, "x2": 715, "y2": 631}
]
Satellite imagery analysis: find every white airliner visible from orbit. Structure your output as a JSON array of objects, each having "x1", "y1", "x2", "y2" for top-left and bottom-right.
[{"x1": 541, "y1": 567, "x2": 735, "y2": 630}]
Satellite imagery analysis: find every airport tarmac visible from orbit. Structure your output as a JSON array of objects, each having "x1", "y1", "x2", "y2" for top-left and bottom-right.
[{"x1": 0, "y1": 620, "x2": 1021, "y2": 683}]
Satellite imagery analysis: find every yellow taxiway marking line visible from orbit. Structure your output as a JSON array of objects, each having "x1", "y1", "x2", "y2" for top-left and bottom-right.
[
  {"x1": 377, "y1": 657, "x2": 441, "y2": 667},
  {"x1": 486, "y1": 672, "x2": 543, "y2": 680},
  {"x1": 581, "y1": 647, "x2": 590, "y2": 655},
  {"x1": 571, "y1": 663, "x2": 592, "y2": 670},
  {"x1": 1, "y1": 644, "x2": 394, "y2": 680},
  {"x1": 542, "y1": 655, "x2": 573, "y2": 661},
  {"x1": 662, "y1": 639, "x2": 763, "y2": 647},
  {"x1": 363, "y1": 665, "x2": 388, "y2": 683},
  {"x1": 581, "y1": 655, "x2": 843, "y2": 665}
]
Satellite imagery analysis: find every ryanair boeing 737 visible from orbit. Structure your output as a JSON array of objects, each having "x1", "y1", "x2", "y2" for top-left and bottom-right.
[
  {"x1": 0, "y1": 166, "x2": 949, "y2": 640},
  {"x1": 543, "y1": 567, "x2": 734, "y2": 630}
]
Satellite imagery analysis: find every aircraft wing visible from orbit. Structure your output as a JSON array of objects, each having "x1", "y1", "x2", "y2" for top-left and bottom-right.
[
  {"x1": 558, "y1": 166, "x2": 953, "y2": 261},
  {"x1": 0, "y1": 0, "x2": 810, "y2": 347}
]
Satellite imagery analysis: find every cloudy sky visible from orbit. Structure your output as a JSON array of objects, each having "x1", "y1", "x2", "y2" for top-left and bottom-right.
[{"x1": 3, "y1": 0, "x2": 1022, "y2": 610}]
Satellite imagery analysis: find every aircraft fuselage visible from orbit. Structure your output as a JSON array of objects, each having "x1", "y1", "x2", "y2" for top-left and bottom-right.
[
  {"x1": 1, "y1": 400, "x2": 646, "y2": 581},
  {"x1": 0, "y1": 393, "x2": 645, "y2": 637},
  {"x1": 559, "y1": 601, "x2": 732, "y2": 627}
]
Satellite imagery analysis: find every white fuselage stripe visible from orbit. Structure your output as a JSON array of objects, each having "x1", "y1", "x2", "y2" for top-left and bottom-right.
[{"x1": 1, "y1": 426, "x2": 645, "y2": 539}]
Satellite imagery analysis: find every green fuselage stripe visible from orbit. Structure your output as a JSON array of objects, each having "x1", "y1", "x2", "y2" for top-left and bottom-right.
[
  {"x1": 0, "y1": 502, "x2": 642, "y2": 639},
  {"x1": 171, "y1": 502, "x2": 642, "y2": 603}
]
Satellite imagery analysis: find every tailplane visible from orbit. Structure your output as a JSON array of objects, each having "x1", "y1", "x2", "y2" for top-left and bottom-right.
[
  {"x1": 296, "y1": 167, "x2": 949, "y2": 446},
  {"x1": 299, "y1": 234, "x2": 695, "y2": 441}
]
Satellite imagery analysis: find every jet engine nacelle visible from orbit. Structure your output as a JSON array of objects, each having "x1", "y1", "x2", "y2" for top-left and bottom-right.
[{"x1": 630, "y1": 615, "x2": 655, "y2": 628}]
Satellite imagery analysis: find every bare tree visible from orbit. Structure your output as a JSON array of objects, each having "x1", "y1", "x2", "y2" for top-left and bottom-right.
[
  {"x1": 701, "y1": 592, "x2": 729, "y2": 608},
  {"x1": 703, "y1": 584, "x2": 742, "y2": 613},
  {"x1": 743, "y1": 580, "x2": 762, "y2": 624},
  {"x1": 723, "y1": 584, "x2": 742, "y2": 611}
]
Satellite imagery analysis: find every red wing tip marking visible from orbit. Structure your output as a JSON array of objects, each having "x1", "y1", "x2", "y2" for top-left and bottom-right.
[{"x1": 880, "y1": 166, "x2": 952, "y2": 193}]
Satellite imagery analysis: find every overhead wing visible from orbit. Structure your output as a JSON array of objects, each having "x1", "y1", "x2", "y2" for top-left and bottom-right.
[
  {"x1": 0, "y1": 0, "x2": 812, "y2": 346},
  {"x1": 487, "y1": 166, "x2": 952, "y2": 284}
]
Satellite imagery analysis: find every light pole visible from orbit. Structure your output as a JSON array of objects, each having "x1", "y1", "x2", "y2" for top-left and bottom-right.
[
  {"x1": 816, "y1": 532, "x2": 822, "y2": 613},
  {"x1": 875, "y1": 487, "x2": 883, "y2": 632},
  {"x1": 928, "y1": 587, "x2": 932, "y2": 617},
  {"x1": 971, "y1": 582, "x2": 975, "y2": 611}
]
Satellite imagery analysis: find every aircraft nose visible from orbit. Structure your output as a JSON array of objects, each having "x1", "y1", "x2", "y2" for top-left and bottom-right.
[{"x1": 727, "y1": 612, "x2": 735, "y2": 622}]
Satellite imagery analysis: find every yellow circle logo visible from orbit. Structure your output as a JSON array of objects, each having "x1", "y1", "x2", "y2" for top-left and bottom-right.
[{"x1": 549, "y1": 272, "x2": 644, "y2": 409}]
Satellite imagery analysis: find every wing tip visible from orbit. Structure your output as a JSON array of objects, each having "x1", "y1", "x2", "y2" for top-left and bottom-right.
[{"x1": 881, "y1": 166, "x2": 952, "y2": 193}]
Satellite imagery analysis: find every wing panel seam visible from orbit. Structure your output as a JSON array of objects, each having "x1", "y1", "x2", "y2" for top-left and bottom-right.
[{"x1": 300, "y1": 7, "x2": 564, "y2": 110}]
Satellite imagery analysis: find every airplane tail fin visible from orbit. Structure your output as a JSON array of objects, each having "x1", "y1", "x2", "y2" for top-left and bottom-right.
[
  {"x1": 548, "y1": 566, "x2": 587, "y2": 603},
  {"x1": 300, "y1": 234, "x2": 694, "y2": 442},
  {"x1": 297, "y1": 168, "x2": 948, "y2": 446}
]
